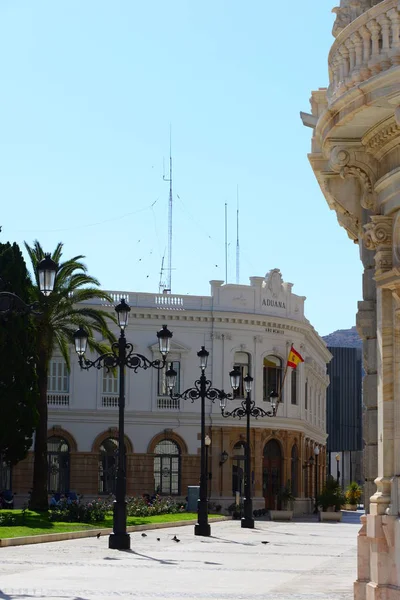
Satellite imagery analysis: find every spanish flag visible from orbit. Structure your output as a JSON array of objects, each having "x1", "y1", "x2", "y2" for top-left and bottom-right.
[{"x1": 287, "y1": 346, "x2": 304, "y2": 369}]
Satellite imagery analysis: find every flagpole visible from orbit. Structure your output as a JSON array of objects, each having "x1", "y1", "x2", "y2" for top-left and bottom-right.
[{"x1": 275, "y1": 346, "x2": 292, "y2": 413}]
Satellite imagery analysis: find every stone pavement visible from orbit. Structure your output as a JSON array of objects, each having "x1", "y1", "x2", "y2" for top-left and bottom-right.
[{"x1": 0, "y1": 512, "x2": 361, "y2": 600}]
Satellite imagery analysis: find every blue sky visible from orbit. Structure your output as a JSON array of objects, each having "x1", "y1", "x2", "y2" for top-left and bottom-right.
[{"x1": 0, "y1": 1, "x2": 362, "y2": 336}]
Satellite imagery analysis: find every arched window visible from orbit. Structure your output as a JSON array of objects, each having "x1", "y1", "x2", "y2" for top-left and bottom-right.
[
  {"x1": 0, "y1": 454, "x2": 11, "y2": 490},
  {"x1": 263, "y1": 355, "x2": 283, "y2": 401},
  {"x1": 99, "y1": 438, "x2": 118, "y2": 494},
  {"x1": 233, "y1": 352, "x2": 250, "y2": 398},
  {"x1": 291, "y1": 444, "x2": 299, "y2": 496},
  {"x1": 291, "y1": 369, "x2": 298, "y2": 405},
  {"x1": 154, "y1": 439, "x2": 181, "y2": 495},
  {"x1": 232, "y1": 441, "x2": 246, "y2": 496},
  {"x1": 47, "y1": 436, "x2": 70, "y2": 493}
]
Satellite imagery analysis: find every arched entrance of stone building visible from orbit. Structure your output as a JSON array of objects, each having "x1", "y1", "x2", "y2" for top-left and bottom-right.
[{"x1": 263, "y1": 439, "x2": 283, "y2": 509}]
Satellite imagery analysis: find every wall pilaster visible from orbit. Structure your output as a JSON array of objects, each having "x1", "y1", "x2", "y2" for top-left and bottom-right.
[{"x1": 357, "y1": 235, "x2": 378, "y2": 513}]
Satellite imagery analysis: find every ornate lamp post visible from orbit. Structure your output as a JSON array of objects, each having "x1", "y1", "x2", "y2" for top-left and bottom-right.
[
  {"x1": 205, "y1": 435, "x2": 211, "y2": 500},
  {"x1": 166, "y1": 346, "x2": 232, "y2": 537},
  {"x1": 312, "y1": 446, "x2": 320, "y2": 514},
  {"x1": 0, "y1": 254, "x2": 58, "y2": 316},
  {"x1": 220, "y1": 368, "x2": 279, "y2": 529},
  {"x1": 73, "y1": 299, "x2": 173, "y2": 550},
  {"x1": 335, "y1": 453, "x2": 340, "y2": 485}
]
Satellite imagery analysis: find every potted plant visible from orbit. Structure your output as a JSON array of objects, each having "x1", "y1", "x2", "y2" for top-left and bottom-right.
[
  {"x1": 344, "y1": 482, "x2": 362, "y2": 510},
  {"x1": 269, "y1": 482, "x2": 295, "y2": 521},
  {"x1": 317, "y1": 477, "x2": 345, "y2": 522}
]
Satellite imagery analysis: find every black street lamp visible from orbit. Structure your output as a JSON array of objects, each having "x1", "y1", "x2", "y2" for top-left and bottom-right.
[
  {"x1": 335, "y1": 453, "x2": 340, "y2": 485},
  {"x1": 0, "y1": 254, "x2": 58, "y2": 316},
  {"x1": 205, "y1": 435, "x2": 211, "y2": 500},
  {"x1": 313, "y1": 446, "x2": 320, "y2": 514},
  {"x1": 73, "y1": 299, "x2": 173, "y2": 550},
  {"x1": 166, "y1": 346, "x2": 232, "y2": 537},
  {"x1": 220, "y1": 369, "x2": 278, "y2": 529}
]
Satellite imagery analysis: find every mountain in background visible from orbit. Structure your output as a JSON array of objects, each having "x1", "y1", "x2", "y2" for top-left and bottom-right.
[{"x1": 322, "y1": 325, "x2": 362, "y2": 349}]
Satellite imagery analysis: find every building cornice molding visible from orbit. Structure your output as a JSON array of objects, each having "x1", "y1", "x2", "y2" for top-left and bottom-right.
[
  {"x1": 362, "y1": 115, "x2": 400, "y2": 160},
  {"x1": 125, "y1": 310, "x2": 330, "y2": 357}
]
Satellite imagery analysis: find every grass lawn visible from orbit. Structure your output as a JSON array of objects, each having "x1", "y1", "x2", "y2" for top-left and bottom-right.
[{"x1": 0, "y1": 509, "x2": 223, "y2": 539}]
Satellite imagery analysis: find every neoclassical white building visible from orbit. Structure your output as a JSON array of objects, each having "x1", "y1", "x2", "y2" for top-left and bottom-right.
[{"x1": 10, "y1": 269, "x2": 331, "y2": 514}]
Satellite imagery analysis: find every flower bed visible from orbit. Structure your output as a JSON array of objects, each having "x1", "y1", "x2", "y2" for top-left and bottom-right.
[
  {"x1": 126, "y1": 495, "x2": 185, "y2": 517},
  {"x1": 48, "y1": 498, "x2": 111, "y2": 523}
]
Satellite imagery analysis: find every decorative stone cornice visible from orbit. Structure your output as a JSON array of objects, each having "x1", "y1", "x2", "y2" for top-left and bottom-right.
[{"x1": 363, "y1": 116, "x2": 400, "y2": 160}]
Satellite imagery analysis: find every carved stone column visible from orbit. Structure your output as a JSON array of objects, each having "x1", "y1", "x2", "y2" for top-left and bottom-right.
[{"x1": 355, "y1": 215, "x2": 398, "y2": 600}]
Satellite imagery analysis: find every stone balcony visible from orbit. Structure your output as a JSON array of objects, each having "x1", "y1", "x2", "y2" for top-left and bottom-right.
[{"x1": 328, "y1": 0, "x2": 400, "y2": 104}]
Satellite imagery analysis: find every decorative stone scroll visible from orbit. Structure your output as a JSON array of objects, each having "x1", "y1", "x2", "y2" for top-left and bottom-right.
[
  {"x1": 363, "y1": 216, "x2": 393, "y2": 274},
  {"x1": 328, "y1": 146, "x2": 376, "y2": 211}
]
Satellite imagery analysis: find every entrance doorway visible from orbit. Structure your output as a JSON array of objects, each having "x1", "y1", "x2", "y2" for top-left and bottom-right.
[{"x1": 263, "y1": 439, "x2": 282, "y2": 509}]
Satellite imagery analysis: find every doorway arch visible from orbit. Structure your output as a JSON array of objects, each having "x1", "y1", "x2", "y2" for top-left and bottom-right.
[{"x1": 263, "y1": 439, "x2": 283, "y2": 509}]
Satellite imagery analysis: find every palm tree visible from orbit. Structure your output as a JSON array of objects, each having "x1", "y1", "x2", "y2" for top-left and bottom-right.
[{"x1": 25, "y1": 241, "x2": 116, "y2": 511}]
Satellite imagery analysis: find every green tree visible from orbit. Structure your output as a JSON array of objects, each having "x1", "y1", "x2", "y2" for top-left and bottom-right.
[
  {"x1": 0, "y1": 242, "x2": 38, "y2": 466},
  {"x1": 25, "y1": 241, "x2": 116, "y2": 511}
]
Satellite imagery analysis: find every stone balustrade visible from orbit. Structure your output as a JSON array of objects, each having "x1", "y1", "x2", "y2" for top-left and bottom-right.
[{"x1": 328, "y1": 0, "x2": 400, "y2": 102}]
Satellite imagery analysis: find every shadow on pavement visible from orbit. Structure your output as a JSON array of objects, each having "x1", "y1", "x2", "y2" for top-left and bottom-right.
[
  {"x1": 208, "y1": 535, "x2": 255, "y2": 546},
  {"x1": 0, "y1": 592, "x2": 89, "y2": 600},
  {"x1": 119, "y1": 548, "x2": 177, "y2": 565}
]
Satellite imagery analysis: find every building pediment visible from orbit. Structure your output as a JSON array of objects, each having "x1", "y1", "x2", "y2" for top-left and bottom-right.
[{"x1": 149, "y1": 340, "x2": 190, "y2": 355}]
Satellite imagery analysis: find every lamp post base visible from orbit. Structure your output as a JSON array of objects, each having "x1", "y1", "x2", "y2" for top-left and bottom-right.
[
  {"x1": 108, "y1": 533, "x2": 131, "y2": 550},
  {"x1": 241, "y1": 516, "x2": 255, "y2": 529},
  {"x1": 194, "y1": 522, "x2": 211, "y2": 537}
]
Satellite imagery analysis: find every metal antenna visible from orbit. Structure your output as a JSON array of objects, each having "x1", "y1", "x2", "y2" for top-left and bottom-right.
[
  {"x1": 225, "y1": 203, "x2": 228, "y2": 284},
  {"x1": 158, "y1": 254, "x2": 166, "y2": 294},
  {"x1": 163, "y1": 126, "x2": 173, "y2": 293},
  {"x1": 236, "y1": 185, "x2": 240, "y2": 285}
]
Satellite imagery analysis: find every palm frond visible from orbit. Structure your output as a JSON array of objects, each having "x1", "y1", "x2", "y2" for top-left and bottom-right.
[
  {"x1": 56, "y1": 259, "x2": 88, "y2": 284},
  {"x1": 53, "y1": 329, "x2": 72, "y2": 371},
  {"x1": 51, "y1": 242, "x2": 64, "y2": 264}
]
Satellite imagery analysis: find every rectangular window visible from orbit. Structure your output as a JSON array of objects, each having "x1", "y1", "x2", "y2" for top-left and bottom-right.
[
  {"x1": 103, "y1": 371, "x2": 119, "y2": 395},
  {"x1": 305, "y1": 380, "x2": 308, "y2": 410},
  {"x1": 48, "y1": 360, "x2": 69, "y2": 393},
  {"x1": 233, "y1": 352, "x2": 250, "y2": 398},
  {"x1": 263, "y1": 356, "x2": 282, "y2": 402},
  {"x1": 291, "y1": 369, "x2": 297, "y2": 405},
  {"x1": 158, "y1": 361, "x2": 180, "y2": 396}
]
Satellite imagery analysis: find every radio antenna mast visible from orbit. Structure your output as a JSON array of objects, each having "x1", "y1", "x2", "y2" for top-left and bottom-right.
[
  {"x1": 236, "y1": 185, "x2": 240, "y2": 285},
  {"x1": 163, "y1": 127, "x2": 173, "y2": 293},
  {"x1": 158, "y1": 254, "x2": 166, "y2": 294},
  {"x1": 225, "y1": 202, "x2": 228, "y2": 284}
]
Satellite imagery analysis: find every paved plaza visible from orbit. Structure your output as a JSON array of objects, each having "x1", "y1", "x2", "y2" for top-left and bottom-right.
[{"x1": 0, "y1": 513, "x2": 361, "y2": 600}]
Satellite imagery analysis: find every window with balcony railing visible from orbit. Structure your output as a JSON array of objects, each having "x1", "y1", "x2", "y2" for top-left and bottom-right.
[
  {"x1": 47, "y1": 359, "x2": 69, "y2": 406},
  {"x1": 156, "y1": 361, "x2": 181, "y2": 410},
  {"x1": 102, "y1": 371, "x2": 119, "y2": 408}
]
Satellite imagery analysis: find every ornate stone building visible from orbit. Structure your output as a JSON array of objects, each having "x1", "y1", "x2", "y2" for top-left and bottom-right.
[
  {"x1": 6, "y1": 270, "x2": 330, "y2": 515},
  {"x1": 302, "y1": 1, "x2": 400, "y2": 597}
]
